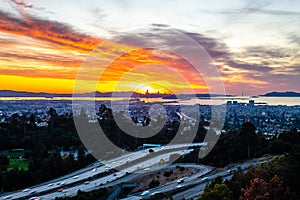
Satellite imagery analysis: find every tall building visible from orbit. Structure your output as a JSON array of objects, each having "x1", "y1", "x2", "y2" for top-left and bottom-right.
[{"x1": 248, "y1": 100, "x2": 255, "y2": 107}]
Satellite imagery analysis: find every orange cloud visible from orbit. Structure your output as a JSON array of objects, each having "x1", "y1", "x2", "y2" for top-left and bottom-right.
[
  {"x1": 0, "y1": 10, "x2": 103, "y2": 53},
  {"x1": 0, "y1": 9, "x2": 208, "y2": 94}
]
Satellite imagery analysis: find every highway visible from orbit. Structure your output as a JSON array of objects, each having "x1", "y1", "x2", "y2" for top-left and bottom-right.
[
  {"x1": 171, "y1": 157, "x2": 272, "y2": 200},
  {"x1": 125, "y1": 156, "x2": 273, "y2": 200},
  {"x1": 0, "y1": 143, "x2": 205, "y2": 200},
  {"x1": 38, "y1": 149, "x2": 196, "y2": 199}
]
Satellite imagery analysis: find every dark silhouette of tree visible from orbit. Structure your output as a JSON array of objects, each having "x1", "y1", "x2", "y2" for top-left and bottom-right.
[
  {"x1": 240, "y1": 122, "x2": 257, "y2": 159},
  {"x1": 29, "y1": 113, "x2": 35, "y2": 125},
  {"x1": 0, "y1": 154, "x2": 9, "y2": 172},
  {"x1": 98, "y1": 104, "x2": 107, "y2": 115},
  {"x1": 77, "y1": 145, "x2": 86, "y2": 167}
]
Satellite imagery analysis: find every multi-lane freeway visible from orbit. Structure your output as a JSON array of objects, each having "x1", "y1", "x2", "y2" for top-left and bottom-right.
[
  {"x1": 125, "y1": 156, "x2": 273, "y2": 200},
  {"x1": 0, "y1": 143, "x2": 205, "y2": 200},
  {"x1": 0, "y1": 143, "x2": 273, "y2": 200}
]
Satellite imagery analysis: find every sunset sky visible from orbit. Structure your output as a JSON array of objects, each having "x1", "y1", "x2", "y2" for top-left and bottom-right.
[{"x1": 0, "y1": 0, "x2": 299, "y2": 95}]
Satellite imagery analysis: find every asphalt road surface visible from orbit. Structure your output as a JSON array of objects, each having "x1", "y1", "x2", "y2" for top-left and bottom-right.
[
  {"x1": 125, "y1": 156, "x2": 273, "y2": 200},
  {"x1": 0, "y1": 143, "x2": 205, "y2": 200}
]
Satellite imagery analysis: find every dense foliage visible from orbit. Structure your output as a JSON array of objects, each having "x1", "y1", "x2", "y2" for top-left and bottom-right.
[
  {"x1": 0, "y1": 108, "x2": 96, "y2": 191},
  {"x1": 199, "y1": 144, "x2": 300, "y2": 200},
  {"x1": 54, "y1": 188, "x2": 109, "y2": 200},
  {"x1": 173, "y1": 122, "x2": 300, "y2": 168},
  {"x1": 0, "y1": 105, "x2": 299, "y2": 199}
]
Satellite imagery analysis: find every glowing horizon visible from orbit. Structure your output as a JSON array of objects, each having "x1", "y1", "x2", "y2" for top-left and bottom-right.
[{"x1": 0, "y1": 0, "x2": 299, "y2": 95}]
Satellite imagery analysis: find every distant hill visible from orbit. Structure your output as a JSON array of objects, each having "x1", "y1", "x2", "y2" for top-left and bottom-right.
[
  {"x1": 0, "y1": 90, "x2": 162, "y2": 98},
  {"x1": 263, "y1": 91, "x2": 300, "y2": 97},
  {"x1": 0, "y1": 90, "x2": 71, "y2": 97},
  {"x1": 0, "y1": 90, "x2": 235, "y2": 98},
  {"x1": 0, "y1": 90, "x2": 144, "y2": 98}
]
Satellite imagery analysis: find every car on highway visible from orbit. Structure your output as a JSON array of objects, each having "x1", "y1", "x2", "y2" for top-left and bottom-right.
[
  {"x1": 30, "y1": 190, "x2": 36, "y2": 194},
  {"x1": 140, "y1": 190, "x2": 150, "y2": 196},
  {"x1": 92, "y1": 168, "x2": 97, "y2": 172},
  {"x1": 47, "y1": 183, "x2": 53, "y2": 186},
  {"x1": 22, "y1": 188, "x2": 30, "y2": 192},
  {"x1": 176, "y1": 184, "x2": 184, "y2": 188},
  {"x1": 58, "y1": 181, "x2": 65, "y2": 185},
  {"x1": 177, "y1": 178, "x2": 184, "y2": 183},
  {"x1": 73, "y1": 175, "x2": 79, "y2": 179},
  {"x1": 201, "y1": 177, "x2": 209, "y2": 181},
  {"x1": 58, "y1": 189, "x2": 64, "y2": 192},
  {"x1": 29, "y1": 197, "x2": 41, "y2": 200},
  {"x1": 176, "y1": 177, "x2": 187, "y2": 183},
  {"x1": 150, "y1": 191, "x2": 159, "y2": 196},
  {"x1": 83, "y1": 181, "x2": 90, "y2": 185}
]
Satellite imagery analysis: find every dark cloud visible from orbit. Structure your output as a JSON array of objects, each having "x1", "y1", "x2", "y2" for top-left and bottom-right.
[
  {"x1": 227, "y1": 60, "x2": 273, "y2": 73},
  {"x1": 266, "y1": 73, "x2": 300, "y2": 88},
  {"x1": 112, "y1": 28, "x2": 230, "y2": 61},
  {"x1": 111, "y1": 27, "x2": 286, "y2": 77},
  {"x1": 244, "y1": 46, "x2": 293, "y2": 59},
  {"x1": 273, "y1": 65, "x2": 300, "y2": 75},
  {"x1": 150, "y1": 23, "x2": 169, "y2": 28},
  {"x1": 181, "y1": 31, "x2": 230, "y2": 59}
]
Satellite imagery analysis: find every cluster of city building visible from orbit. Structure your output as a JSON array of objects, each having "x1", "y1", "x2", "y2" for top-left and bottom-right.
[
  {"x1": 225, "y1": 100, "x2": 300, "y2": 138},
  {"x1": 0, "y1": 99, "x2": 299, "y2": 139}
]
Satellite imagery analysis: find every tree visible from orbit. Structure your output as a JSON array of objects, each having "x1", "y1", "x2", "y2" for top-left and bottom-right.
[
  {"x1": 239, "y1": 178, "x2": 270, "y2": 200},
  {"x1": 149, "y1": 179, "x2": 160, "y2": 188},
  {"x1": 149, "y1": 149, "x2": 154, "y2": 153},
  {"x1": 199, "y1": 183, "x2": 234, "y2": 200},
  {"x1": 29, "y1": 113, "x2": 35, "y2": 125},
  {"x1": 239, "y1": 175, "x2": 290, "y2": 200},
  {"x1": 0, "y1": 154, "x2": 9, "y2": 172},
  {"x1": 240, "y1": 122, "x2": 257, "y2": 159},
  {"x1": 200, "y1": 176, "x2": 233, "y2": 200},
  {"x1": 205, "y1": 176, "x2": 223, "y2": 191},
  {"x1": 278, "y1": 144, "x2": 300, "y2": 198},
  {"x1": 268, "y1": 175, "x2": 289, "y2": 200},
  {"x1": 77, "y1": 145, "x2": 86, "y2": 167}
]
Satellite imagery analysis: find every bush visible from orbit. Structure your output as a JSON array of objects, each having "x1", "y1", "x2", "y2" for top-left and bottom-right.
[
  {"x1": 163, "y1": 170, "x2": 173, "y2": 177},
  {"x1": 149, "y1": 179, "x2": 160, "y2": 188}
]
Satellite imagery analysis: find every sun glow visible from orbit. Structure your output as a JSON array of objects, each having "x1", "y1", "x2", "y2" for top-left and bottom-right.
[{"x1": 132, "y1": 83, "x2": 172, "y2": 94}]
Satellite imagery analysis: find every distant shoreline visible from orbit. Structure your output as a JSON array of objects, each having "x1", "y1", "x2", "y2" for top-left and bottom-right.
[{"x1": 0, "y1": 90, "x2": 300, "y2": 98}]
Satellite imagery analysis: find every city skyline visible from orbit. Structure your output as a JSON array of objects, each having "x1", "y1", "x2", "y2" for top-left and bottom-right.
[{"x1": 0, "y1": 0, "x2": 299, "y2": 95}]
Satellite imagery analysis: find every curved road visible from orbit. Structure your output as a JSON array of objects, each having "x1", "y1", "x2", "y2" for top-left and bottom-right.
[{"x1": 0, "y1": 143, "x2": 205, "y2": 200}]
